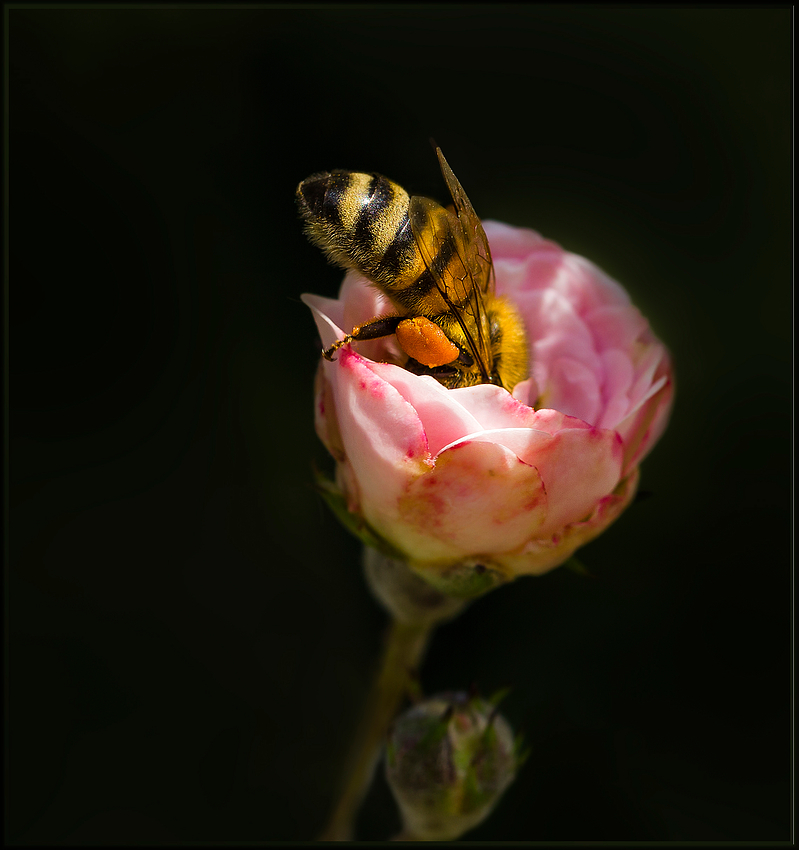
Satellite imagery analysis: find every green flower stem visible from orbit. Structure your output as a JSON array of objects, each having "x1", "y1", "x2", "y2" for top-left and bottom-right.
[{"x1": 319, "y1": 618, "x2": 433, "y2": 841}]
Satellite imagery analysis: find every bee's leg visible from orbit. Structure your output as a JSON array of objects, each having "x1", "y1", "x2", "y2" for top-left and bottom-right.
[
  {"x1": 404, "y1": 357, "x2": 460, "y2": 388},
  {"x1": 322, "y1": 315, "x2": 404, "y2": 361}
]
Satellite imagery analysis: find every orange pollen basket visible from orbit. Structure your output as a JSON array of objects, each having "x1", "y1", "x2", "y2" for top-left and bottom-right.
[{"x1": 395, "y1": 317, "x2": 460, "y2": 368}]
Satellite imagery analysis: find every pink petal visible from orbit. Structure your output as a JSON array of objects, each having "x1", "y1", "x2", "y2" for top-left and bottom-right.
[
  {"x1": 511, "y1": 377, "x2": 540, "y2": 408},
  {"x1": 585, "y1": 303, "x2": 648, "y2": 351},
  {"x1": 495, "y1": 467, "x2": 640, "y2": 576},
  {"x1": 618, "y1": 374, "x2": 674, "y2": 476},
  {"x1": 517, "y1": 252, "x2": 579, "y2": 298},
  {"x1": 313, "y1": 365, "x2": 344, "y2": 462},
  {"x1": 367, "y1": 364, "x2": 483, "y2": 457},
  {"x1": 628, "y1": 343, "x2": 668, "y2": 410},
  {"x1": 301, "y1": 293, "x2": 345, "y2": 350},
  {"x1": 448, "y1": 384, "x2": 540, "y2": 431},
  {"x1": 561, "y1": 255, "x2": 632, "y2": 312},
  {"x1": 457, "y1": 424, "x2": 622, "y2": 538},
  {"x1": 339, "y1": 272, "x2": 403, "y2": 363},
  {"x1": 397, "y1": 439, "x2": 548, "y2": 561},
  {"x1": 304, "y1": 277, "x2": 403, "y2": 366},
  {"x1": 529, "y1": 289, "x2": 597, "y2": 363},
  {"x1": 327, "y1": 348, "x2": 432, "y2": 540},
  {"x1": 597, "y1": 348, "x2": 634, "y2": 430},
  {"x1": 524, "y1": 408, "x2": 594, "y2": 435},
  {"x1": 540, "y1": 357, "x2": 602, "y2": 426}
]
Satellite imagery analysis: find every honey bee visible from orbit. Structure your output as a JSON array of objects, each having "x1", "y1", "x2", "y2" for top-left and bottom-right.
[{"x1": 296, "y1": 148, "x2": 528, "y2": 390}]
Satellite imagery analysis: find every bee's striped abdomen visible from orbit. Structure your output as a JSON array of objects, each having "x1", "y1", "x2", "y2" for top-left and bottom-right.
[
  {"x1": 297, "y1": 167, "x2": 483, "y2": 319},
  {"x1": 297, "y1": 171, "x2": 421, "y2": 289}
]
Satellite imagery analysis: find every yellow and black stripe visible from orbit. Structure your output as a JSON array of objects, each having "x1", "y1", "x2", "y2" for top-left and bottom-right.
[{"x1": 296, "y1": 170, "x2": 474, "y2": 319}]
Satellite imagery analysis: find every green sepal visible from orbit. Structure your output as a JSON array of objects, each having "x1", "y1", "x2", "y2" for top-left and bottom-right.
[
  {"x1": 513, "y1": 732, "x2": 530, "y2": 770},
  {"x1": 487, "y1": 686, "x2": 512, "y2": 709},
  {"x1": 480, "y1": 717, "x2": 498, "y2": 751},
  {"x1": 461, "y1": 763, "x2": 491, "y2": 813},
  {"x1": 515, "y1": 747, "x2": 531, "y2": 770},
  {"x1": 563, "y1": 556, "x2": 593, "y2": 577},
  {"x1": 313, "y1": 467, "x2": 406, "y2": 560},
  {"x1": 413, "y1": 561, "x2": 507, "y2": 599},
  {"x1": 419, "y1": 704, "x2": 453, "y2": 751}
]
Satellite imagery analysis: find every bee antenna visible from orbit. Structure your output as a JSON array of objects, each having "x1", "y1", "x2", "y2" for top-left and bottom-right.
[{"x1": 428, "y1": 136, "x2": 440, "y2": 154}]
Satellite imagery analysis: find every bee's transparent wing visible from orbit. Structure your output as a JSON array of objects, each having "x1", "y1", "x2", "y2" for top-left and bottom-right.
[
  {"x1": 409, "y1": 194, "x2": 492, "y2": 383},
  {"x1": 435, "y1": 147, "x2": 495, "y2": 297}
]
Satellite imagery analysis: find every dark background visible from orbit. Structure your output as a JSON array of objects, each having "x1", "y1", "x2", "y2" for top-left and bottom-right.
[{"x1": 9, "y1": 5, "x2": 791, "y2": 844}]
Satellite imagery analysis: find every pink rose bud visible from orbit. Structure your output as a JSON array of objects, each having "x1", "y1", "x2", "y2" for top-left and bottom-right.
[{"x1": 304, "y1": 222, "x2": 673, "y2": 591}]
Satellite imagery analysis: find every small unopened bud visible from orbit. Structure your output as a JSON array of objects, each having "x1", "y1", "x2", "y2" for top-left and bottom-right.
[{"x1": 385, "y1": 691, "x2": 518, "y2": 840}]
